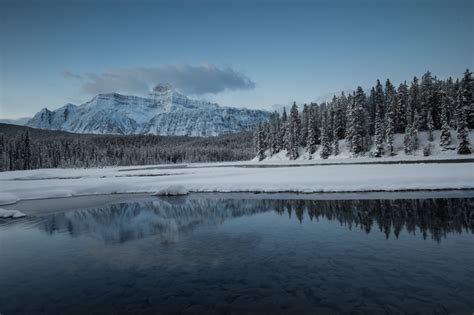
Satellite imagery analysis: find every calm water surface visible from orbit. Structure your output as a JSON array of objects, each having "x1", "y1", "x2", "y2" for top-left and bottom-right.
[{"x1": 0, "y1": 196, "x2": 473, "y2": 314}]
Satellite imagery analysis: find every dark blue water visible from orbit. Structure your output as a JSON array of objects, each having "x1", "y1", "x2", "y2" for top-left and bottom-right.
[{"x1": 1, "y1": 196, "x2": 473, "y2": 314}]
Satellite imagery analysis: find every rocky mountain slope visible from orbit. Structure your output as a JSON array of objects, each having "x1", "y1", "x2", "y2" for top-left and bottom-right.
[{"x1": 26, "y1": 85, "x2": 269, "y2": 136}]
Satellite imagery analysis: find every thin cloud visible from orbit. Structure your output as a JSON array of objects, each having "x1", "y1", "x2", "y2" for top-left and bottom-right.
[
  {"x1": 64, "y1": 64, "x2": 255, "y2": 96},
  {"x1": 63, "y1": 71, "x2": 83, "y2": 81}
]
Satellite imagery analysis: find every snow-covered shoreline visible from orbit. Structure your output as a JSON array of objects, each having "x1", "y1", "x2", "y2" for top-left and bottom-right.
[
  {"x1": 1, "y1": 158, "x2": 473, "y2": 206},
  {"x1": 0, "y1": 208, "x2": 26, "y2": 218}
]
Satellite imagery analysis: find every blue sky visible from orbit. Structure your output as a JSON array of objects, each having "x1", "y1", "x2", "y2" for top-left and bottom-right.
[{"x1": 1, "y1": 0, "x2": 472, "y2": 118}]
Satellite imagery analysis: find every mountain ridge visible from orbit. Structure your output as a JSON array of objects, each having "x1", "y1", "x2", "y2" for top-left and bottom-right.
[{"x1": 26, "y1": 88, "x2": 269, "y2": 136}]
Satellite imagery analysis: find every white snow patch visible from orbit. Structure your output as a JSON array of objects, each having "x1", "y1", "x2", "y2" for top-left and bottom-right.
[
  {"x1": 153, "y1": 185, "x2": 189, "y2": 196},
  {"x1": 0, "y1": 193, "x2": 20, "y2": 206},
  {"x1": 0, "y1": 208, "x2": 26, "y2": 218}
]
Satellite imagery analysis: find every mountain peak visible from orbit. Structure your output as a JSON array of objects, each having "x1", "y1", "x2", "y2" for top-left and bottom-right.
[
  {"x1": 152, "y1": 83, "x2": 174, "y2": 94},
  {"x1": 94, "y1": 92, "x2": 128, "y2": 100}
]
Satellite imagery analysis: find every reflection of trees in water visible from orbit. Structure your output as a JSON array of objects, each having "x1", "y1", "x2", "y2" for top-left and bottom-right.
[
  {"x1": 273, "y1": 198, "x2": 474, "y2": 241},
  {"x1": 38, "y1": 197, "x2": 473, "y2": 243}
]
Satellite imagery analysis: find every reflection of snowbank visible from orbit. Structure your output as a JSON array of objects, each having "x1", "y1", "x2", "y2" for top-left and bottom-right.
[
  {"x1": 0, "y1": 208, "x2": 26, "y2": 218},
  {"x1": 153, "y1": 185, "x2": 189, "y2": 196}
]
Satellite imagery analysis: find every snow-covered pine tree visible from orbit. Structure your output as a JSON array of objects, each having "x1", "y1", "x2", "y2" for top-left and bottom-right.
[
  {"x1": 300, "y1": 104, "x2": 310, "y2": 147},
  {"x1": 338, "y1": 92, "x2": 348, "y2": 136},
  {"x1": 259, "y1": 126, "x2": 267, "y2": 161},
  {"x1": 327, "y1": 106, "x2": 335, "y2": 144},
  {"x1": 397, "y1": 82, "x2": 408, "y2": 133},
  {"x1": 320, "y1": 113, "x2": 331, "y2": 159},
  {"x1": 351, "y1": 87, "x2": 366, "y2": 155},
  {"x1": 288, "y1": 102, "x2": 301, "y2": 159},
  {"x1": 440, "y1": 90, "x2": 452, "y2": 149},
  {"x1": 333, "y1": 99, "x2": 345, "y2": 140},
  {"x1": 443, "y1": 78, "x2": 456, "y2": 127},
  {"x1": 276, "y1": 114, "x2": 286, "y2": 153},
  {"x1": 419, "y1": 71, "x2": 434, "y2": 130},
  {"x1": 385, "y1": 79, "x2": 397, "y2": 155},
  {"x1": 345, "y1": 94, "x2": 354, "y2": 148},
  {"x1": 385, "y1": 109, "x2": 395, "y2": 155},
  {"x1": 276, "y1": 112, "x2": 283, "y2": 153},
  {"x1": 411, "y1": 110, "x2": 420, "y2": 151},
  {"x1": 306, "y1": 110, "x2": 317, "y2": 154},
  {"x1": 253, "y1": 127, "x2": 259, "y2": 153},
  {"x1": 310, "y1": 103, "x2": 321, "y2": 145},
  {"x1": 427, "y1": 111, "x2": 434, "y2": 142},
  {"x1": 23, "y1": 131, "x2": 32, "y2": 170},
  {"x1": 456, "y1": 69, "x2": 472, "y2": 154},
  {"x1": 281, "y1": 107, "x2": 288, "y2": 123},
  {"x1": 263, "y1": 121, "x2": 272, "y2": 154},
  {"x1": 367, "y1": 87, "x2": 376, "y2": 136},
  {"x1": 374, "y1": 80, "x2": 385, "y2": 157},
  {"x1": 333, "y1": 122, "x2": 339, "y2": 156},
  {"x1": 267, "y1": 112, "x2": 279, "y2": 154},
  {"x1": 431, "y1": 81, "x2": 444, "y2": 129},
  {"x1": 283, "y1": 121, "x2": 291, "y2": 154},
  {"x1": 407, "y1": 77, "x2": 419, "y2": 126},
  {"x1": 255, "y1": 124, "x2": 267, "y2": 161}
]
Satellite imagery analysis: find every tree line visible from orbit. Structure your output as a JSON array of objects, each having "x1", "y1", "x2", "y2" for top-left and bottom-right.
[
  {"x1": 254, "y1": 69, "x2": 473, "y2": 160},
  {"x1": 0, "y1": 126, "x2": 255, "y2": 171},
  {"x1": 271, "y1": 197, "x2": 473, "y2": 242},
  {"x1": 38, "y1": 197, "x2": 474, "y2": 243}
]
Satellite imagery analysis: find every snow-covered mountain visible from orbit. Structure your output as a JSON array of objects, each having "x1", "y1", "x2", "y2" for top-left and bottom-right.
[{"x1": 26, "y1": 85, "x2": 270, "y2": 136}]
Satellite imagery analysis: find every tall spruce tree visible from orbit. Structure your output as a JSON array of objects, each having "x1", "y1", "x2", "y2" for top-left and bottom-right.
[
  {"x1": 333, "y1": 100, "x2": 345, "y2": 140},
  {"x1": 320, "y1": 113, "x2": 331, "y2": 159},
  {"x1": 374, "y1": 80, "x2": 385, "y2": 156},
  {"x1": 385, "y1": 79, "x2": 397, "y2": 155},
  {"x1": 412, "y1": 110, "x2": 420, "y2": 151},
  {"x1": 431, "y1": 81, "x2": 443, "y2": 129},
  {"x1": 300, "y1": 104, "x2": 310, "y2": 147},
  {"x1": 255, "y1": 124, "x2": 267, "y2": 161},
  {"x1": 419, "y1": 71, "x2": 434, "y2": 130},
  {"x1": 351, "y1": 87, "x2": 366, "y2": 155},
  {"x1": 283, "y1": 121, "x2": 291, "y2": 154},
  {"x1": 269, "y1": 112, "x2": 282, "y2": 154},
  {"x1": 367, "y1": 87, "x2": 376, "y2": 136},
  {"x1": 397, "y1": 82, "x2": 409, "y2": 133},
  {"x1": 333, "y1": 123, "x2": 339, "y2": 156},
  {"x1": 456, "y1": 69, "x2": 472, "y2": 154},
  {"x1": 281, "y1": 107, "x2": 288, "y2": 123},
  {"x1": 306, "y1": 111, "x2": 317, "y2": 154},
  {"x1": 288, "y1": 102, "x2": 301, "y2": 159},
  {"x1": 440, "y1": 90, "x2": 452, "y2": 149},
  {"x1": 407, "y1": 77, "x2": 419, "y2": 126},
  {"x1": 345, "y1": 95, "x2": 354, "y2": 148}
]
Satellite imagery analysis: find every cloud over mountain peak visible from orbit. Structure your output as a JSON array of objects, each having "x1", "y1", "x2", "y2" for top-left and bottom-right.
[{"x1": 64, "y1": 64, "x2": 255, "y2": 97}]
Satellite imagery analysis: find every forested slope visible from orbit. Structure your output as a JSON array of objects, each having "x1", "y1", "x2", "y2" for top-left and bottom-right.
[{"x1": 0, "y1": 124, "x2": 254, "y2": 171}]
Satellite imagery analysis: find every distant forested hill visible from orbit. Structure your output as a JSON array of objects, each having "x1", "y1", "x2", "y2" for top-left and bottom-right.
[{"x1": 0, "y1": 123, "x2": 254, "y2": 171}]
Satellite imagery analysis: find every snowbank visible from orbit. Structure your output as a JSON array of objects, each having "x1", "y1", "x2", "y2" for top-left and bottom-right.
[
  {"x1": 0, "y1": 160, "x2": 473, "y2": 205},
  {"x1": 0, "y1": 208, "x2": 26, "y2": 218},
  {"x1": 153, "y1": 185, "x2": 189, "y2": 196},
  {"x1": 0, "y1": 193, "x2": 20, "y2": 206}
]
